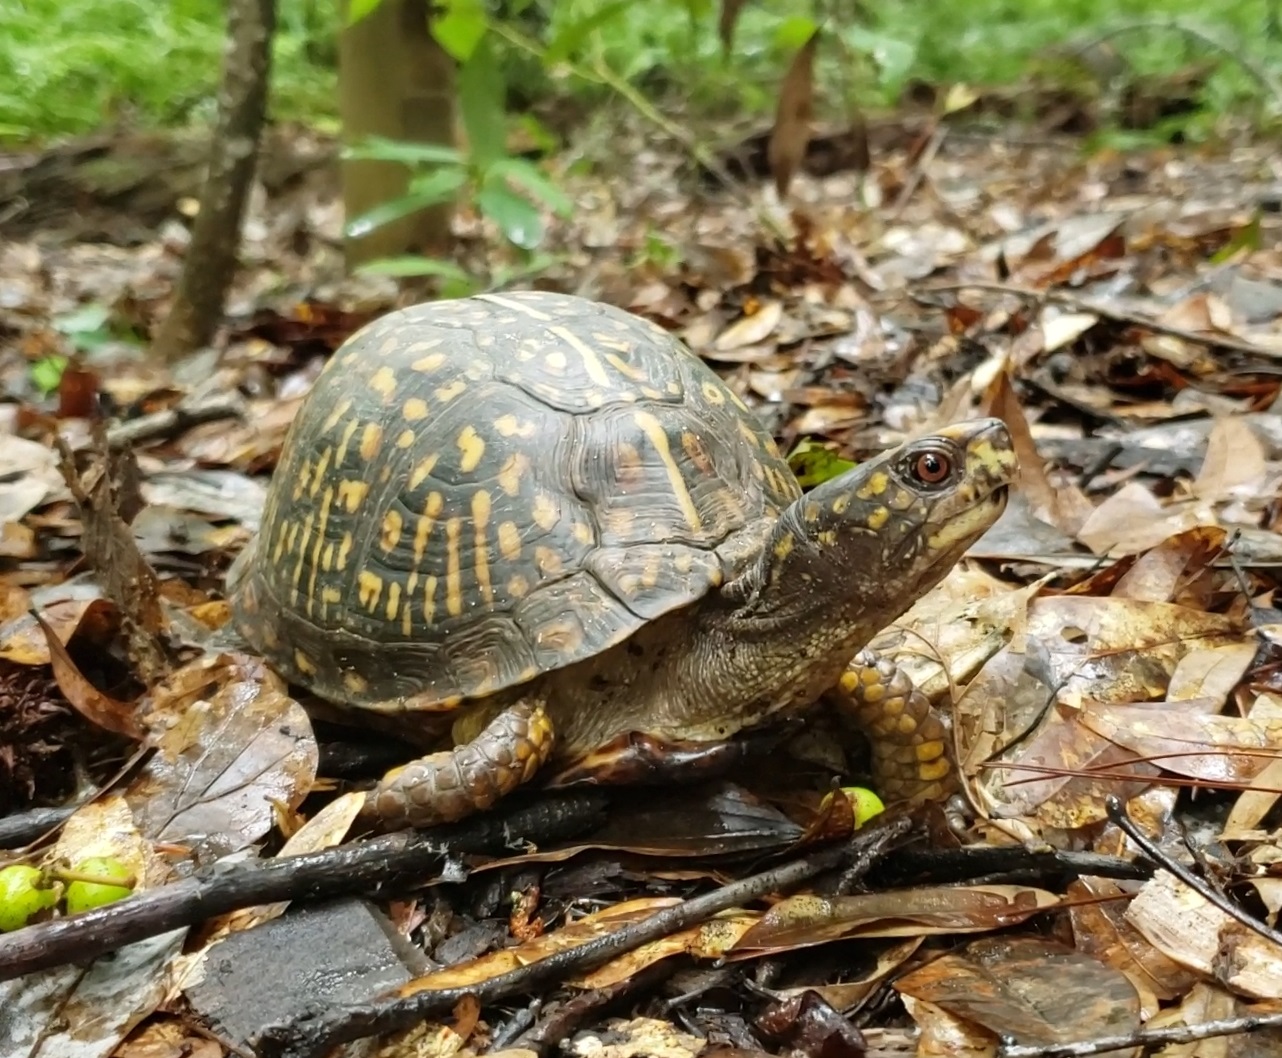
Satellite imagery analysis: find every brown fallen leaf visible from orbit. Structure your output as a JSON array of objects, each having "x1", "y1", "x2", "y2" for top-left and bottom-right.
[
  {"x1": 729, "y1": 885, "x2": 1061, "y2": 954},
  {"x1": 31, "y1": 607, "x2": 144, "y2": 740},
  {"x1": 895, "y1": 936, "x2": 1142, "y2": 1051},
  {"x1": 767, "y1": 28, "x2": 820, "y2": 197},
  {"x1": 126, "y1": 653, "x2": 318, "y2": 857}
]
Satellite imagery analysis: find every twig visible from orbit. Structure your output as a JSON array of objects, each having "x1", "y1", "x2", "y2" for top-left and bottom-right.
[
  {"x1": 888, "y1": 124, "x2": 947, "y2": 221},
  {"x1": 0, "y1": 792, "x2": 607, "y2": 982},
  {"x1": 1105, "y1": 795, "x2": 1282, "y2": 950},
  {"x1": 1001, "y1": 1008, "x2": 1282, "y2": 1057},
  {"x1": 921, "y1": 280, "x2": 1271, "y2": 357},
  {"x1": 252, "y1": 817, "x2": 911, "y2": 1058}
]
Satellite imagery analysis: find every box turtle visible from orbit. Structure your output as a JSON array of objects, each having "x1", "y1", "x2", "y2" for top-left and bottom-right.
[{"x1": 228, "y1": 291, "x2": 1017, "y2": 829}]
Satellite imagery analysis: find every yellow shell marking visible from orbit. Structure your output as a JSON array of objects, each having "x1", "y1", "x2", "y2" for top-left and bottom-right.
[
  {"x1": 401, "y1": 604, "x2": 413, "y2": 638},
  {"x1": 640, "y1": 558, "x2": 662, "y2": 589},
  {"x1": 435, "y1": 379, "x2": 467, "y2": 402},
  {"x1": 729, "y1": 390, "x2": 750, "y2": 412},
  {"x1": 633, "y1": 411, "x2": 702, "y2": 531},
  {"x1": 737, "y1": 422, "x2": 761, "y2": 449},
  {"x1": 381, "y1": 509, "x2": 403, "y2": 552},
  {"x1": 535, "y1": 546, "x2": 562, "y2": 576},
  {"x1": 306, "y1": 485, "x2": 335, "y2": 617},
  {"x1": 855, "y1": 471, "x2": 889, "y2": 500},
  {"x1": 423, "y1": 574, "x2": 439, "y2": 623},
  {"x1": 359, "y1": 423, "x2": 383, "y2": 462},
  {"x1": 320, "y1": 397, "x2": 353, "y2": 435},
  {"x1": 321, "y1": 587, "x2": 343, "y2": 606},
  {"x1": 335, "y1": 418, "x2": 360, "y2": 464},
  {"x1": 337, "y1": 532, "x2": 354, "y2": 570},
  {"x1": 272, "y1": 520, "x2": 289, "y2": 563},
  {"x1": 498, "y1": 521, "x2": 522, "y2": 560},
  {"x1": 358, "y1": 570, "x2": 384, "y2": 612},
  {"x1": 701, "y1": 381, "x2": 726, "y2": 406},
  {"x1": 817, "y1": 530, "x2": 837, "y2": 546},
  {"x1": 473, "y1": 490, "x2": 494, "y2": 604},
  {"x1": 413, "y1": 492, "x2": 445, "y2": 566},
  {"x1": 413, "y1": 351, "x2": 447, "y2": 372},
  {"x1": 804, "y1": 501, "x2": 821, "y2": 523},
  {"x1": 457, "y1": 425, "x2": 485, "y2": 474},
  {"x1": 549, "y1": 326, "x2": 611, "y2": 388},
  {"x1": 337, "y1": 480, "x2": 369, "y2": 513},
  {"x1": 498, "y1": 453, "x2": 529, "y2": 496},
  {"x1": 396, "y1": 429, "x2": 415, "y2": 449},
  {"x1": 495, "y1": 415, "x2": 537, "y2": 439},
  {"x1": 445, "y1": 518, "x2": 464, "y2": 616},
  {"x1": 571, "y1": 522, "x2": 593, "y2": 545},
  {"x1": 545, "y1": 351, "x2": 568, "y2": 372},
  {"x1": 385, "y1": 580, "x2": 402, "y2": 623},
  {"x1": 674, "y1": 552, "x2": 694, "y2": 573},
  {"x1": 290, "y1": 512, "x2": 314, "y2": 590},
  {"x1": 866, "y1": 506, "x2": 890, "y2": 530},
  {"x1": 603, "y1": 350, "x2": 649, "y2": 381},
  {"x1": 403, "y1": 397, "x2": 429, "y2": 421},
  {"x1": 508, "y1": 574, "x2": 529, "y2": 597},
  {"x1": 410, "y1": 453, "x2": 439, "y2": 491},
  {"x1": 370, "y1": 366, "x2": 397, "y2": 398},
  {"x1": 321, "y1": 542, "x2": 335, "y2": 571},
  {"x1": 532, "y1": 493, "x2": 558, "y2": 531},
  {"x1": 292, "y1": 459, "x2": 311, "y2": 502},
  {"x1": 478, "y1": 293, "x2": 553, "y2": 321}
]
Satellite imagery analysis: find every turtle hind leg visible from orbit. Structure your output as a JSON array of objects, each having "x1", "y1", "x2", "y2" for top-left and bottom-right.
[
  {"x1": 361, "y1": 700, "x2": 556, "y2": 829},
  {"x1": 827, "y1": 648, "x2": 955, "y2": 804}
]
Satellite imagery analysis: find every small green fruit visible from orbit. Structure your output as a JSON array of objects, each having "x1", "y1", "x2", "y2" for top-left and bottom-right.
[
  {"x1": 842, "y1": 786, "x2": 886, "y2": 828},
  {"x1": 0, "y1": 864, "x2": 57, "y2": 932},
  {"x1": 64, "y1": 857, "x2": 135, "y2": 914}
]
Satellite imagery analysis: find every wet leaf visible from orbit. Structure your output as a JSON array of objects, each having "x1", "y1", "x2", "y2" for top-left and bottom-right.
[{"x1": 126, "y1": 654, "x2": 318, "y2": 858}]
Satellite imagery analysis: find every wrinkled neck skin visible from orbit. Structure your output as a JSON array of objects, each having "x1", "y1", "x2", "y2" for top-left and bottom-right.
[{"x1": 685, "y1": 503, "x2": 964, "y2": 725}]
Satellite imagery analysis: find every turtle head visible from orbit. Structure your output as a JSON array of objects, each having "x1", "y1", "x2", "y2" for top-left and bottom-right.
[{"x1": 731, "y1": 417, "x2": 1017, "y2": 633}]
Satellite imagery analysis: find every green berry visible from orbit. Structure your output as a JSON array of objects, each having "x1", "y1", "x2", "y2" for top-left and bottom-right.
[
  {"x1": 0, "y1": 864, "x2": 57, "y2": 932},
  {"x1": 64, "y1": 857, "x2": 135, "y2": 915},
  {"x1": 842, "y1": 786, "x2": 886, "y2": 828}
]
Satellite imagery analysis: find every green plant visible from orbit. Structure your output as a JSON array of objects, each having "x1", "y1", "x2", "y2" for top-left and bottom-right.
[{"x1": 344, "y1": 29, "x2": 573, "y2": 292}]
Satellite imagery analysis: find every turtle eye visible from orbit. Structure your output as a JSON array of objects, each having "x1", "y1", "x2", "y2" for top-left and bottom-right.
[{"x1": 911, "y1": 448, "x2": 953, "y2": 486}]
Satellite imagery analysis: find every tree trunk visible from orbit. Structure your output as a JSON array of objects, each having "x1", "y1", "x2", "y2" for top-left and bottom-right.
[
  {"x1": 338, "y1": 0, "x2": 456, "y2": 269},
  {"x1": 152, "y1": 0, "x2": 276, "y2": 363}
]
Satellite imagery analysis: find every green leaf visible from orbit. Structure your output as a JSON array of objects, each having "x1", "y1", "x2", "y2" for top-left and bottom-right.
[
  {"x1": 345, "y1": 167, "x2": 468, "y2": 237},
  {"x1": 787, "y1": 439, "x2": 857, "y2": 488},
  {"x1": 775, "y1": 15, "x2": 819, "y2": 51},
  {"x1": 356, "y1": 256, "x2": 475, "y2": 282},
  {"x1": 345, "y1": 0, "x2": 384, "y2": 27},
  {"x1": 545, "y1": 0, "x2": 632, "y2": 64},
  {"x1": 1211, "y1": 212, "x2": 1262, "y2": 263},
  {"x1": 344, "y1": 136, "x2": 463, "y2": 167},
  {"x1": 486, "y1": 157, "x2": 572, "y2": 216},
  {"x1": 30, "y1": 355, "x2": 67, "y2": 396},
  {"x1": 458, "y1": 38, "x2": 507, "y2": 170},
  {"x1": 476, "y1": 181, "x2": 544, "y2": 249},
  {"x1": 432, "y1": 0, "x2": 487, "y2": 61}
]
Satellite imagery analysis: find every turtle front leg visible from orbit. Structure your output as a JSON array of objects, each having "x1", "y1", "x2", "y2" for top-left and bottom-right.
[
  {"x1": 360, "y1": 701, "x2": 556, "y2": 829},
  {"x1": 827, "y1": 649, "x2": 955, "y2": 804}
]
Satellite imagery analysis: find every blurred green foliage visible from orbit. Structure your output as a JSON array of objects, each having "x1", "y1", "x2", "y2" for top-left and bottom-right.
[{"x1": 1, "y1": 0, "x2": 1277, "y2": 141}]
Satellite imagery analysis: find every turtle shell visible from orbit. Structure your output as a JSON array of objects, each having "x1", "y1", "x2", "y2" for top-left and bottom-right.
[{"x1": 228, "y1": 291, "x2": 801, "y2": 711}]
